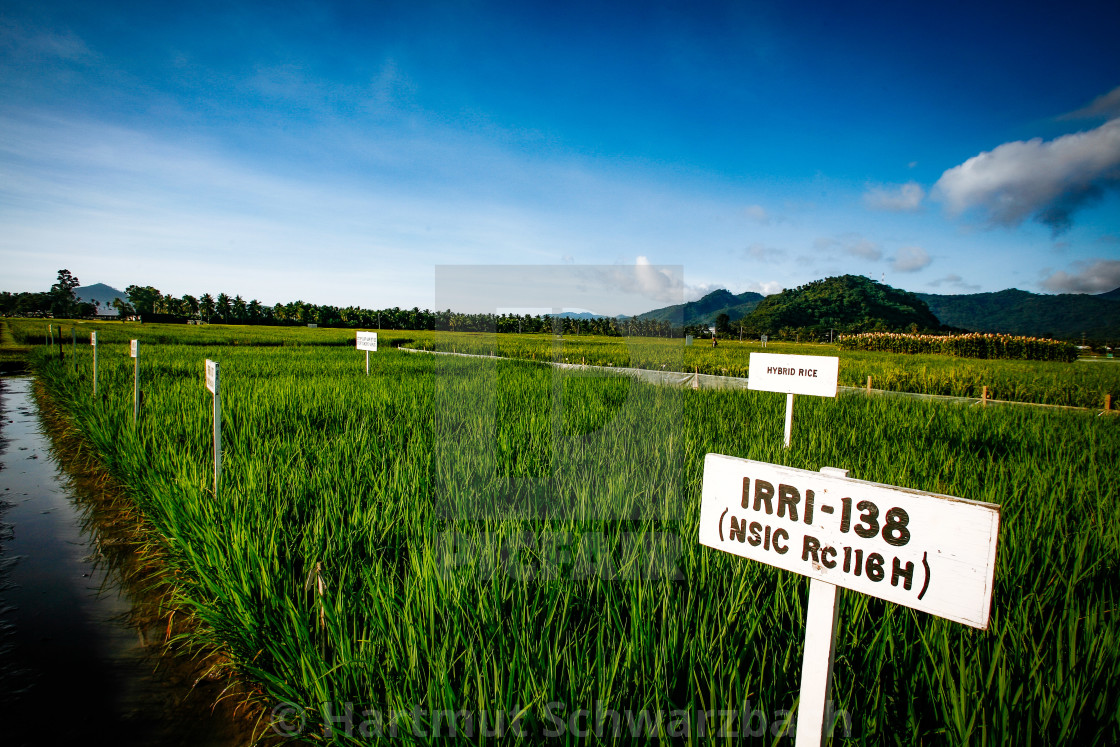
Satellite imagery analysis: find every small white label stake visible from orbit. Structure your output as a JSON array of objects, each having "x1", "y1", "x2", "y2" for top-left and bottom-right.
[
  {"x1": 130, "y1": 340, "x2": 139, "y2": 423},
  {"x1": 90, "y1": 331, "x2": 98, "y2": 396},
  {"x1": 205, "y1": 359, "x2": 221, "y2": 496},
  {"x1": 784, "y1": 393, "x2": 795, "y2": 448}
]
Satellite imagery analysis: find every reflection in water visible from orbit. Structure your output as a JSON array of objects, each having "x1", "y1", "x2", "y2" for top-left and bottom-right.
[{"x1": 0, "y1": 377, "x2": 273, "y2": 746}]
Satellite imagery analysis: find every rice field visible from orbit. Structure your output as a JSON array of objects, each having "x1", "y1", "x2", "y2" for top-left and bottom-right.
[
  {"x1": 12, "y1": 319, "x2": 1120, "y2": 409},
  {"x1": 14, "y1": 320, "x2": 1120, "y2": 744}
]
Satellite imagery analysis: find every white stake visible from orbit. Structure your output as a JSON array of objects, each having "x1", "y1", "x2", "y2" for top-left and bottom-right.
[
  {"x1": 130, "y1": 339, "x2": 139, "y2": 423},
  {"x1": 794, "y1": 467, "x2": 849, "y2": 746},
  {"x1": 783, "y1": 392, "x2": 795, "y2": 448},
  {"x1": 366, "y1": 349, "x2": 369, "y2": 375},
  {"x1": 91, "y1": 331, "x2": 98, "y2": 396},
  {"x1": 206, "y1": 360, "x2": 221, "y2": 497}
]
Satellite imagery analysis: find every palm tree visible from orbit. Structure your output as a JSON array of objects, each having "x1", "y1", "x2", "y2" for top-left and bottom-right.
[{"x1": 200, "y1": 293, "x2": 216, "y2": 322}]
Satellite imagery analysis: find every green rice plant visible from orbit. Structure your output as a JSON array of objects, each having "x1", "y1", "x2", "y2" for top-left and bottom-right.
[{"x1": 24, "y1": 323, "x2": 1120, "y2": 744}]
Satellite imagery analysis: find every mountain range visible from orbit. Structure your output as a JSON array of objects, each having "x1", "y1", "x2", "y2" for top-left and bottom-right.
[
  {"x1": 915, "y1": 288, "x2": 1120, "y2": 340},
  {"x1": 637, "y1": 288, "x2": 765, "y2": 325},
  {"x1": 639, "y1": 280, "x2": 1120, "y2": 341}
]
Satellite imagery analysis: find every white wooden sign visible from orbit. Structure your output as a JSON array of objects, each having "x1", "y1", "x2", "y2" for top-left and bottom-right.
[
  {"x1": 356, "y1": 331, "x2": 378, "y2": 351},
  {"x1": 90, "y1": 331, "x2": 97, "y2": 346},
  {"x1": 130, "y1": 339, "x2": 138, "y2": 358},
  {"x1": 205, "y1": 359, "x2": 218, "y2": 394},
  {"x1": 748, "y1": 352, "x2": 838, "y2": 397},
  {"x1": 699, "y1": 454, "x2": 1000, "y2": 628}
]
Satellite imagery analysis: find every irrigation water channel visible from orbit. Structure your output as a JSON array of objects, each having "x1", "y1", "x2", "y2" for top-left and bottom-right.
[{"x1": 0, "y1": 377, "x2": 268, "y2": 746}]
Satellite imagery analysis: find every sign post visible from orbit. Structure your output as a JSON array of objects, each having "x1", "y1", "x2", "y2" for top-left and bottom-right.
[
  {"x1": 90, "y1": 332, "x2": 99, "y2": 396},
  {"x1": 130, "y1": 340, "x2": 139, "y2": 423},
  {"x1": 748, "y1": 352, "x2": 839, "y2": 447},
  {"x1": 205, "y1": 359, "x2": 221, "y2": 497},
  {"x1": 699, "y1": 456, "x2": 1000, "y2": 743},
  {"x1": 356, "y1": 331, "x2": 378, "y2": 374}
]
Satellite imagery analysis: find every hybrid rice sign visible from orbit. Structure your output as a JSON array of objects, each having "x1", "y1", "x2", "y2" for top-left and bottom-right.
[
  {"x1": 748, "y1": 352, "x2": 838, "y2": 397},
  {"x1": 699, "y1": 455, "x2": 1000, "y2": 627}
]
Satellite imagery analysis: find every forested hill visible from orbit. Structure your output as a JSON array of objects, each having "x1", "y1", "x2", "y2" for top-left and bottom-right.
[
  {"x1": 740, "y1": 275, "x2": 943, "y2": 334},
  {"x1": 916, "y1": 288, "x2": 1120, "y2": 340},
  {"x1": 637, "y1": 288, "x2": 764, "y2": 325}
]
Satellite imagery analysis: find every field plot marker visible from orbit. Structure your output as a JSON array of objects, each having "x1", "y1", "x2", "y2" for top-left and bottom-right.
[
  {"x1": 748, "y1": 352, "x2": 839, "y2": 447},
  {"x1": 205, "y1": 359, "x2": 221, "y2": 496},
  {"x1": 90, "y1": 331, "x2": 98, "y2": 396},
  {"x1": 699, "y1": 457, "x2": 1000, "y2": 745},
  {"x1": 130, "y1": 339, "x2": 139, "y2": 423},
  {"x1": 356, "y1": 331, "x2": 378, "y2": 374}
]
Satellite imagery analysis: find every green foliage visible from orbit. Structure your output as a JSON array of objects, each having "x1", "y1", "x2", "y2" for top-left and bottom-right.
[
  {"x1": 839, "y1": 332, "x2": 1078, "y2": 362},
  {"x1": 125, "y1": 284, "x2": 163, "y2": 316},
  {"x1": 27, "y1": 323, "x2": 1120, "y2": 744},
  {"x1": 49, "y1": 269, "x2": 82, "y2": 318},
  {"x1": 742, "y1": 275, "x2": 943, "y2": 335},
  {"x1": 917, "y1": 288, "x2": 1120, "y2": 343}
]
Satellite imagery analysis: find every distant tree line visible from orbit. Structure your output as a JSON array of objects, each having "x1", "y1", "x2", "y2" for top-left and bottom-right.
[
  {"x1": 1, "y1": 272, "x2": 682, "y2": 337},
  {"x1": 117, "y1": 284, "x2": 681, "y2": 336},
  {"x1": 0, "y1": 270, "x2": 99, "y2": 318}
]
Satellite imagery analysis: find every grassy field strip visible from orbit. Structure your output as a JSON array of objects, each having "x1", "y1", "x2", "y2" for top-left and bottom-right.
[{"x1": 402, "y1": 345, "x2": 1120, "y2": 415}]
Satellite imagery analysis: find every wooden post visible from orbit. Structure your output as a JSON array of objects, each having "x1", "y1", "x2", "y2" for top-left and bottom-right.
[
  {"x1": 794, "y1": 466, "x2": 848, "y2": 746},
  {"x1": 982, "y1": 385, "x2": 988, "y2": 406},
  {"x1": 1106, "y1": 394, "x2": 1112, "y2": 411},
  {"x1": 783, "y1": 393, "x2": 795, "y2": 448},
  {"x1": 866, "y1": 375, "x2": 871, "y2": 393}
]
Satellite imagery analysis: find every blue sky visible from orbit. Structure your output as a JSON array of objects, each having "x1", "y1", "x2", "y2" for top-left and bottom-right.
[{"x1": 2, "y1": 0, "x2": 1119, "y2": 314}]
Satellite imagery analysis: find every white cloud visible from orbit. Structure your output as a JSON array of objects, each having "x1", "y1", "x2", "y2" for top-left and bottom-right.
[
  {"x1": 934, "y1": 117, "x2": 1120, "y2": 234},
  {"x1": 1040, "y1": 259, "x2": 1120, "y2": 294},
  {"x1": 743, "y1": 242, "x2": 785, "y2": 262},
  {"x1": 891, "y1": 246, "x2": 931, "y2": 273},
  {"x1": 1059, "y1": 85, "x2": 1120, "y2": 121},
  {"x1": 743, "y1": 204, "x2": 770, "y2": 224},
  {"x1": 863, "y1": 181, "x2": 924, "y2": 212},
  {"x1": 927, "y1": 273, "x2": 980, "y2": 292},
  {"x1": 741, "y1": 280, "x2": 783, "y2": 295},
  {"x1": 814, "y1": 234, "x2": 882, "y2": 261}
]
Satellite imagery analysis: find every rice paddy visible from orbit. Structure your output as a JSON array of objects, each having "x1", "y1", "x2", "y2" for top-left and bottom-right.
[{"x1": 12, "y1": 318, "x2": 1120, "y2": 744}]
